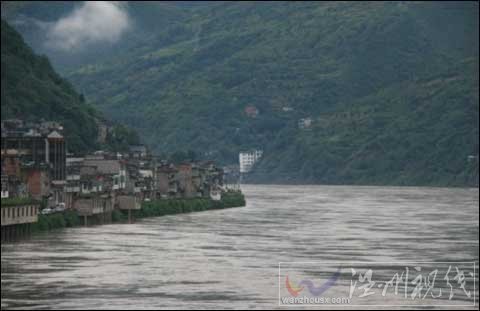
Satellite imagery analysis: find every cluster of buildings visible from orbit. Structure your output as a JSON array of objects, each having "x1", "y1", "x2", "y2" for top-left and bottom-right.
[
  {"x1": 1, "y1": 120, "x2": 66, "y2": 202},
  {"x1": 1, "y1": 120, "x2": 225, "y2": 227}
]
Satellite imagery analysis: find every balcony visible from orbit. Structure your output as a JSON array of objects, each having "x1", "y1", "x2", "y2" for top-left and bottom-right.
[{"x1": 65, "y1": 186, "x2": 80, "y2": 193}]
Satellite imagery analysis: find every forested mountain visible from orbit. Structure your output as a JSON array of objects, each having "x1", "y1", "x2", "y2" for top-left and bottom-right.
[
  {"x1": 1, "y1": 19, "x2": 139, "y2": 153},
  {"x1": 3, "y1": 2, "x2": 478, "y2": 186},
  {"x1": 1, "y1": 19, "x2": 100, "y2": 151}
]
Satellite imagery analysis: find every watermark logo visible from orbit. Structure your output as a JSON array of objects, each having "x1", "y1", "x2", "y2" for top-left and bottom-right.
[
  {"x1": 285, "y1": 275, "x2": 303, "y2": 297},
  {"x1": 279, "y1": 262, "x2": 477, "y2": 307},
  {"x1": 286, "y1": 266, "x2": 342, "y2": 297}
]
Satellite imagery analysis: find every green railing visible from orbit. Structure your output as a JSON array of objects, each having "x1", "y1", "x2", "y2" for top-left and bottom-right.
[{"x1": 1, "y1": 197, "x2": 40, "y2": 207}]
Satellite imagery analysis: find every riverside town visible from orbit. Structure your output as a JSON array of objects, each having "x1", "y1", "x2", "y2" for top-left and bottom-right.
[{"x1": 1, "y1": 119, "x2": 245, "y2": 242}]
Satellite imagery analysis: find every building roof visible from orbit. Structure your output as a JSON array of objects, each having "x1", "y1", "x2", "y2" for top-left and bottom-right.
[
  {"x1": 47, "y1": 131, "x2": 64, "y2": 140},
  {"x1": 156, "y1": 164, "x2": 178, "y2": 173},
  {"x1": 129, "y1": 145, "x2": 147, "y2": 152},
  {"x1": 139, "y1": 170, "x2": 153, "y2": 178},
  {"x1": 83, "y1": 160, "x2": 122, "y2": 175}
]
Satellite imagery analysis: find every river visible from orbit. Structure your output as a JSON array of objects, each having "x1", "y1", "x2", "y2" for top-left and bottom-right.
[{"x1": 1, "y1": 185, "x2": 479, "y2": 309}]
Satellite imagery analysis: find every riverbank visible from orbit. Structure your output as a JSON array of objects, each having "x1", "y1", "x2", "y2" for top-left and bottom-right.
[
  {"x1": 15, "y1": 190, "x2": 246, "y2": 234},
  {"x1": 132, "y1": 190, "x2": 246, "y2": 220},
  {"x1": 30, "y1": 210, "x2": 83, "y2": 233}
]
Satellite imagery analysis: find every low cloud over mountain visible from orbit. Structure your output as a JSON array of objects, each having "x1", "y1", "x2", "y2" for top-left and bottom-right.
[{"x1": 46, "y1": 1, "x2": 130, "y2": 51}]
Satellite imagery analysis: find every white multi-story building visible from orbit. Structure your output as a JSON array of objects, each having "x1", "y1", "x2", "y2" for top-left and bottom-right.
[{"x1": 239, "y1": 150, "x2": 263, "y2": 173}]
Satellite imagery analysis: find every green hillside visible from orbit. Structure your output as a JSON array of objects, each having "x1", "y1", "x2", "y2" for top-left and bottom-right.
[
  {"x1": 1, "y1": 19, "x2": 141, "y2": 153},
  {"x1": 1, "y1": 19, "x2": 99, "y2": 152},
  {"x1": 5, "y1": 2, "x2": 479, "y2": 186}
]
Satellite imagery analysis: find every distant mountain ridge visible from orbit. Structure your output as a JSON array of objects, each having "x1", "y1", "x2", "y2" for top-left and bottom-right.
[{"x1": 3, "y1": 2, "x2": 479, "y2": 186}]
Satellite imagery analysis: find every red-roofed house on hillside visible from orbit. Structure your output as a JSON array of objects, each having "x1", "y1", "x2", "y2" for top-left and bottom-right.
[{"x1": 244, "y1": 105, "x2": 259, "y2": 118}]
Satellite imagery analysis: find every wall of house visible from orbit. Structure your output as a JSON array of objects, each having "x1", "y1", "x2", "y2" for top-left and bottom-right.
[
  {"x1": 26, "y1": 169, "x2": 50, "y2": 199},
  {"x1": 155, "y1": 172, "x2": 170, "y2": 196},
  {"x1": 177, "y1": 165, "x2": 195, "y2": 198},
  {"x1": 74, "y1": 198, "x2": 104, "y2": 216},
  {"x1": 117, "y1": 195, "x2": 141, "y2": 210}
]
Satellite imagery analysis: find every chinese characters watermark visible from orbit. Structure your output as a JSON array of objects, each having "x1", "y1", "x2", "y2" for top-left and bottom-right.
[{"x1": 279, "y1": 262, "x2": 477, "y2": 307}]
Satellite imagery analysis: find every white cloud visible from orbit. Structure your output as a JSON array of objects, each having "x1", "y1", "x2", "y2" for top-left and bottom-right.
[{"x1": 47, "y1": 1, "x2": 130, "y2": 51}]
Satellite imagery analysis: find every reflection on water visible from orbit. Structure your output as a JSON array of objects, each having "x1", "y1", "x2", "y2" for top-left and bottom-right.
[{"x1": 1, "y1": 185, "x2": 479, "y2": 309}]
